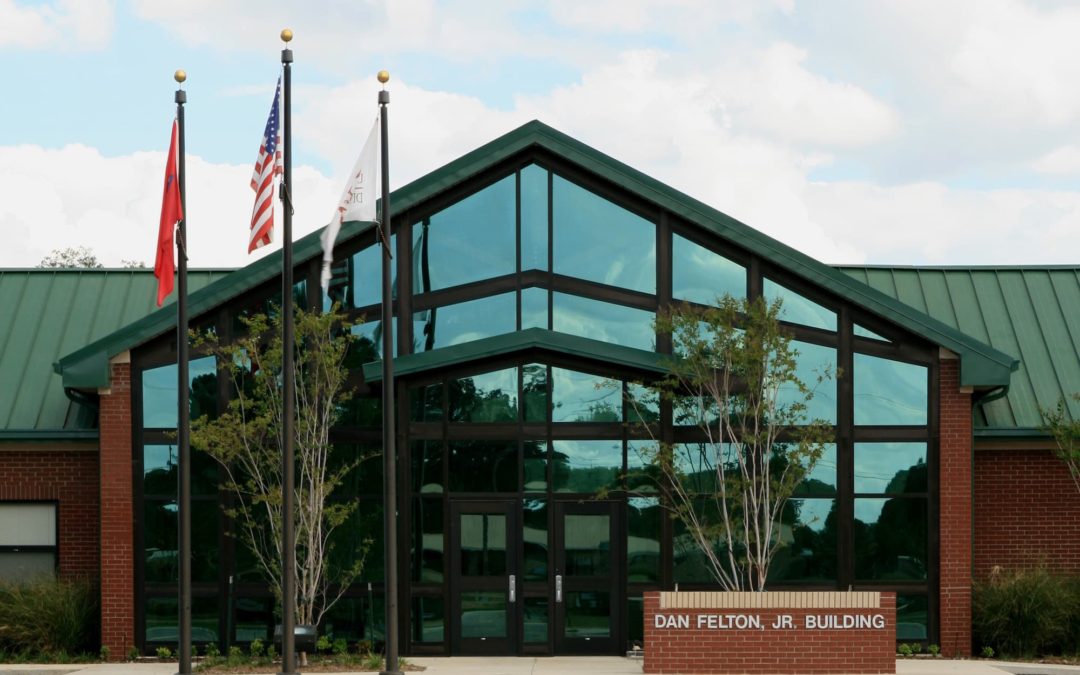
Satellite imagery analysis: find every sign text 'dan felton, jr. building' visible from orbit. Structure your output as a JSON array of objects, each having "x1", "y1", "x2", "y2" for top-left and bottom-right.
[{"x1": 644, "y1": 592, "x2": 897, "y2": 675}]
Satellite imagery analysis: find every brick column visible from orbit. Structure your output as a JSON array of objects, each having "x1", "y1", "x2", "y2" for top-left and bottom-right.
[
  {"x1": 938, "y1": 358, "x2": 972, "y2": 656},
  {"x1": 99, "y1": 360, "x2": 134, "y2": 658}
]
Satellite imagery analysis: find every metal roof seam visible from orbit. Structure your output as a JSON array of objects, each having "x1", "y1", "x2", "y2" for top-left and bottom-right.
[{"x1": 1019, "y1": 269, "x2": 1067, "y2": 423}]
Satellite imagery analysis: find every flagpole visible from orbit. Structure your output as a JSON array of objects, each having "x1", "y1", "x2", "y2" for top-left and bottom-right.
[
  {"x1": 173, "y1": 69, "x2": 193, "y2": 675},
  {"x1": 377, "y1": 69, "x2": 402, "y2": 675},
  {"x1": 278, "y1": 28, "x2": 299, "y2": 675}
]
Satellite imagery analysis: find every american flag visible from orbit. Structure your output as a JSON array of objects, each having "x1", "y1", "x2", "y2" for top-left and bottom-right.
[{"x1": 248, "y1": 77, "x2": 282, "y2": 253}]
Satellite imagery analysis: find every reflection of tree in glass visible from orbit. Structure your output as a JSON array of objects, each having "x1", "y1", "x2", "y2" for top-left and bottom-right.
[
  {"x1": 769, "y1": 499, "x2": 838, "y2": 582},
  {"x1": 885, "y1": 459, "x2": 927, "y2": 493},
  {"x1": 448, "y1": 376, "x2": 516, "y2": 423},
  {"x1": 853, "y1": 499, "x2": 927, "y2": 580}
]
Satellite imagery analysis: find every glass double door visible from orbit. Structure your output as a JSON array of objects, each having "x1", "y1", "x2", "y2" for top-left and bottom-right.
[{"x1": 449, "y1": 499, "x2": 620, "y2": 655}]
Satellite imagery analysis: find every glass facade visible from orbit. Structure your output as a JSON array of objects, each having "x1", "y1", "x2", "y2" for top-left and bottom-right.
[{"x1": 130, "y1": 157, "x2": 938, "y2": 655}]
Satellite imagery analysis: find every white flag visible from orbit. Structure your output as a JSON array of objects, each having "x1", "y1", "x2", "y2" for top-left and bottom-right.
[{"x1": 321, "y1": 114, "x2": 380, "y2": 291}]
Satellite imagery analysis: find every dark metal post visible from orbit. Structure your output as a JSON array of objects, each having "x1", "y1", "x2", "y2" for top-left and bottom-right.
[
  {"x1": 174, "y1": 71, "x2": 192, "y2": 675},
  {"x1": 377, "y1": 73, "x2": 401, "y2": 675},
  {"x1": 279, "y1": 30, "x2": 298, "y2": 675}
]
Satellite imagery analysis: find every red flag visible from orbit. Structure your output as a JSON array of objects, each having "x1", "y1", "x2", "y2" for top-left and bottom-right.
[{"x1": 155, "y1": 119, "x2": 183, "y2": 306}]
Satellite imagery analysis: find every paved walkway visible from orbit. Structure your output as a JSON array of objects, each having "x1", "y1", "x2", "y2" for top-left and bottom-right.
[{"x1": 1, "y1": 657, "x2": 1078, "y2": 675}]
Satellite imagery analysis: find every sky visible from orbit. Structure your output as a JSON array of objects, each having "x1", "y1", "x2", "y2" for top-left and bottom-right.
[{"x1": 3, "y1": 0, "x2": 1080, "y2": 269}]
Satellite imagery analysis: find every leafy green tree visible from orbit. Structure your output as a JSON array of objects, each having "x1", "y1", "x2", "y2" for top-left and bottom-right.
[
  {"x1": 1041, "y1": 393, "x2": 1080, "y2": 494},
  {"x1": 630, "y1": 295, "x2": 833, "y2": 591},
  {"x1": 191, "y1": 305, "x2": 368, "y2": 630}
]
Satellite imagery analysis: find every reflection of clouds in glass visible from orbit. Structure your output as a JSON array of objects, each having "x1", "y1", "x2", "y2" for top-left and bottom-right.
[
  {"x1": 552, "y1": 368, "x2": 620, "y2": 422},
  {"x1": 777, "y1": 341, "x2": 836, "y2": 424},
  {"x1": 854, "y1": 354, "x2": 927, "y2": 425},
  {"x1": 763, "y1": 279, "x2": 837, "y2": 331},
  {"x1": 795, "y1": 443, "x2": 837, "y2": 490},
  {"x1": 419, "y1": 292, "x2": 516, "y2": 351},
  {"x1": 142, "y1": 356, "x2": 216, "y2": 428},
  {"x1": 521, "y1": 287, "x2": 548, "y2": 330},
  {"x1": 459, "y1": 368, "x2": 518, "y2": 410},
  {"x1": 854, "y1": 443, "x2": 927, "y2": 493},
  {"x1": 552, "y1": 293, "x2": 655, "y2": 351},
  {"x1": 144, "y1": 444, "x2": 178, "y2": 475},
  {"x1": 553, "y1": 440, "x2": 621, "y2": 470},
  {"x1": 854, "y1": 498, "x2": 887, "y2": 524},
  {"x1": 791, "y1": 498, "x2": 833, "y2": 532},
  {"x1": 673, "y1": 233, "x2": 746, "y2": 304}
]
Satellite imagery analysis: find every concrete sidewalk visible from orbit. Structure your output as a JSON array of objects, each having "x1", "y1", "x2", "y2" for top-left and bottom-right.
[{"x1": 2, "y1": 657, "x2": 1079, "y2": 675}]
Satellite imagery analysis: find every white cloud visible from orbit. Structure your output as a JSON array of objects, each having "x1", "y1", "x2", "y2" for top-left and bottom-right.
[
  {"x1": 0, "y1": 144, "x2": 336, "y2": 268},
  {"x1": 1030, "y1": 145, "x2": 1080, "y2": 175},
  {"x1": 0, "y1": 0, "x2": 113, "y2": 50}
]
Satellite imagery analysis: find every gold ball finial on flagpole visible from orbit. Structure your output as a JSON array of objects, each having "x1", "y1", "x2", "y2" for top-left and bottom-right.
[
  {"x1": 377, "y1": 70, "x2": 390, "y2": 84},
  {"x1": 281, "y1": 28, "x2": 293, "y2": 43},
  {"x1": 174, "y1": 69, "x2": 187, "y2": 84}
]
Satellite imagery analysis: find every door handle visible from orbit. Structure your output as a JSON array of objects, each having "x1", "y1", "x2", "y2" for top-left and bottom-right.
[
  {"x1": 509, "y1": 574, "x2": 516, "y2": 603},
  {"x1": 555, "y1": 574, "x2": 562, "y2": 603}
]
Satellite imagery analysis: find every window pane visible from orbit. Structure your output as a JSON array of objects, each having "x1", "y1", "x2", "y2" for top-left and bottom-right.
[
  {"x1": 448, "y1": 440, "x2": 517, "y2": 492},
  {"x1": 0, "y1": 503, "x2": 55, "y2": 546},
  {"x1": 460, "y1": 590, "x2": 507, "y2": 638},
  {"x1": 854, "y1": 354, "x2": 928, "y2": 425},
  {"x1": 142, "y1": 356, "x2": 217, "y2": 428},
  {"x1": 791, "y1": 442, "x2": 837, "y2": 496},
  {"x1": 897, "y1": 594, "x2": 929, "y2": 642},
  {"x1": 551, "y1": 367, "x2": 621, "y2": 423},
  {"x1": 564, "y1": 514, "x2": 610, "y2": 577},
  {"x1": 523, "y1": 440, "x2": 548, "y2": 492},
  {"x1": 552, "y1": 293, "x2": 655, "y2": 351},
  {"x1": 523, "y1": 597, "x2": 549, "y2": 643},
  {"x1": 627, "y1": 440, "x2": 659, "y2": 494},
  {"x1": 552, "y1": 175, "x2": 655, "y2": 293},
  {"x1": 332, "y1": 444, "x2": 383, "y2": 498},
  {"x1": 0, "y1": 552, "x2": 55, "y2": 582},
  {"x1": 854, "y1": 324, "x2": 889, "y2": 342},
  {"x1": 460, "y1": 515, "x2": 507, "y2": 576},
  {"x1": 626, "y1": 383, "x2": 659, "y2": 424},
  {"x1": 233, "y1": 597, "x2": 272, "y2": 642},
  {"x1": 563, "y1": 591, "x2": 611, "y2": 638},
  {"x1": 628, "y1": 595, "x2": 644, "y2": 647},
  {"x1": 328, "y1": 501, "x2": 383, "y2": 583},
  {"x1": 627, "y1": 497, "x2": 661, "y2": 583},
  {"x1": 323, "y1": 595, "x2": 383, "y2": 643},
  {"x1": 673, "y1": 516, "x2": 714, "y2": 583},
  {"x1": 410, "y1": 383, "x2": 443, "y2": 422},
  {"x1": 143, "y1": 443, "x2": 219, "y2": 496},
  {"x1": 552, "y1": 440, "x2": 621, "y2": 493},
  {"x1": 145, "y1": 596, "x2": 219, "y2": 644},
  {"x1": 854, "y1": 498, "x2": 928, "y2": 580},
  {"x1": 522, "y1": 499, "x2": 548, "y2": 581},
  {"x1": 350, "y1": 317, "x2": 397, "y2": 359},
  {"x1": 448, "y1": 368, "x2": 518, "y2": 423},
  {"x1": 522, "y1": 364, "x2": 548, "y2": 423},
  {"x1": 323, "y1": 237, "x2": 396, "y2": 311},
  {"x1": 778, "y1": 340, "x2": 837, "y2": 424},
  {"x1": 412, "y1": 440, "x2": 444, "y2": 494},
  {"x1": 415, "y1": 292, "x2": 516, "y2": 352},
  {"x1": 769, "y1": 498, "x2": 837, "y2": 583},
  {"x1": 143, "y1": 500, "x2": 218, "y2": 583},
  {"x1": 521, "y1": 287, "x2": 549, "y2": 330},
  {"x1": 763, "y1": 279, "x2": 836, "y2": 331},
  {"x1": 855, "y1": 442, "x2": 928, "y2": 494},
  {"x1": 414, "y1": 176, "x2": 515, "y2": 291},
  {"x1": 521, "y1": 164, "x2": 548, "y2": 272},
  {"x1": 412, "y1": 498, "x2": 444, "y2": 583},
  {"x1": 672, "y1": 233, "x2": 746, "y2": 304},
  {"x1": 411, "y1": 596, "x2": 445, "y2": 643}
]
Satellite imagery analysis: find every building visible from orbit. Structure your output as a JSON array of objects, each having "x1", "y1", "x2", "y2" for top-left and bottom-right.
[{"x1": 1, "y1": 121, "x2": 1078, "y2": 658}]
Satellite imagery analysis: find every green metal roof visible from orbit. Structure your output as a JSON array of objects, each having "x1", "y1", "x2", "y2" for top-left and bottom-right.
[
  {"x1": 837, "y1": 266, "x2": 1080, "y2": 434},
  {"x1": 57, "y1": 120, "x2": 1016, "y2": 392},
  {"x1": 362, "y1": 328, "x2": 670, "y2": 383},
  {"x1": 0, "y1": 268, "x2": 228, "y2": 437}
]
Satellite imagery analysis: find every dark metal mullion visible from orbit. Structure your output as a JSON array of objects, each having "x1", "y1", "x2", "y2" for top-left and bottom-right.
[
  {"x1": 656, "y1": 210, "x2": 672, "y2": 354},
  {"x1": 838, "y1": 306, "x2": 855, "y2": 592},
  {"x1": 411, "y1": 275, "x2": 518, "y2": 312},
  {"x1": 926, "y1": 353, "x2": 941, "y2": 647},
  {"x1": 549, "y1": 273, "x2": 657, "y2": 312},
  {"x1": 547, "y1": 169, "x2": 554, "y2": 331},
  {"x1": 516, "y1": 169, "x2": 523, "y2": 332}
]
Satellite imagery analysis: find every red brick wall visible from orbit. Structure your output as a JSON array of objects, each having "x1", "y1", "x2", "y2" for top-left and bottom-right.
[
  {"x1": 974, "y1": 448, "x2": 1080, "y2": 576},
  {"x1": 938, "y1": 359, "x2": 972, "y2": 657},
  {"x1": 643, "y1": 592, "x2": 896, "y2": 674},
  {"x1": 0, "y1": 449, "x2": 98, "y2": 579},
  {"x1": 99, "y1": 361, "x2": 134, "y2": 658}
]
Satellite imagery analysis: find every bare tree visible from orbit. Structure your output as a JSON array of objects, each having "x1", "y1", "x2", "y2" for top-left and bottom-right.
[
  {"x1": 191, "y1": 306, "x2": 369, "y2": 635},
  {"x1": 1042, "y1": 393, "x2": 1080, "y2": 494},
  {"x1": 630, "y1": 296, "x2": 833, "y2": 591}
]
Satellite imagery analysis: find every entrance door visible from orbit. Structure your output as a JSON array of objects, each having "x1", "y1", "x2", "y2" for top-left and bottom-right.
[
  {"x1": 553, "y1": 500, "x2": 620, "y2": 654},
  {"x1": 449, "y1": 500, "x2": 517, "y2": 654}
]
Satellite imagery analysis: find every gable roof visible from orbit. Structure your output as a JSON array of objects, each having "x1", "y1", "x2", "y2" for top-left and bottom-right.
[
  {"x1": 837, "y1": 265, "x2": 1080, "y2": 435},
  {"x1": 56, "y1": 120, "x2": 1017, "y2": 391},
  {"x1": 0, "y1": 268, "x2": 228, "y2": 438}
]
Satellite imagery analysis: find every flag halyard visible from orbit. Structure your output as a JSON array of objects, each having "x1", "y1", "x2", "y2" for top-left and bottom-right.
[
  {"x1": 249, "y1": 77, "x2": 283, "y2": 253},
  {"x1": 154, "y1": 119, "x2": 183, "y2": 307}
]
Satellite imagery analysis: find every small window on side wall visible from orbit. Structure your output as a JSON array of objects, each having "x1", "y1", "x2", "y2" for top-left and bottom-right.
[{"x1": 0, "y1": 502, "x2": 57, "y2": 582}]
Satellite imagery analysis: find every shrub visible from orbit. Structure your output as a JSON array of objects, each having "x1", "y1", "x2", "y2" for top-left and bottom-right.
[
  {"x1": 362, "y1": 651, "x2": 383, "y2": 670},
  {"x1": 974, "y1": 566, "x2": 1074, "y2": 657},
  {"x1": 204, "y1": 641, "x2": 220, "y2": 659},
  {"x1": 0, "y1": 577, "x2": 99, "y2": 655},
  {"x1": 126, "y1": 645, "x2": 140, "y2": 661},
  {"x1": 332, "y1": 637, "x2": 348, "y2": 656},
  {"x1": 226, "y1": 645, "x2": 244, "y2": 667},
  {"x1": 316, "y1": 634, "x2": 332, "y2": 653},
  {"x1": 981, "y1": 646, "x2": 995, "y2": 659},
  {"x1": 249, "y1": 638, "x2": 264, "y2": 657},
  {"x1": 928, "y1": 644, "x2": 940, "y2": 657},
  {"x1": 155, "y1": 646, "x2": 173, "y2": 660},
  {"x1": 897, "y1": 644, "x2": 912, "y2": 657}
]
